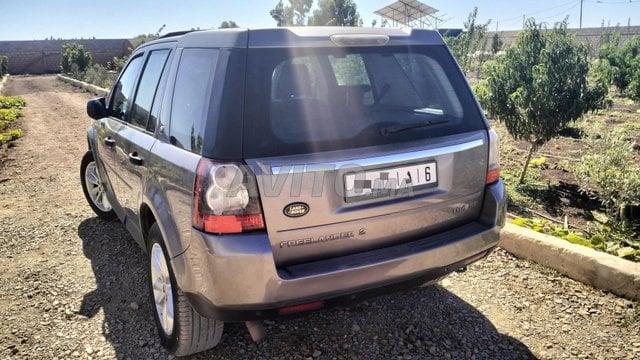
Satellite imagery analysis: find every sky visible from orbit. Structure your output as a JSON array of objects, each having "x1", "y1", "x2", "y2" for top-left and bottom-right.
[{"x1": 0, "y1": 0, "x2": 639, "y2": 40}]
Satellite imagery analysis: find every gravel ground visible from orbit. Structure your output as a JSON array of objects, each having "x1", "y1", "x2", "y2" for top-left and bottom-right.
[{"x1": 0, "y1": 75, "x2": 638, "y2": 360}]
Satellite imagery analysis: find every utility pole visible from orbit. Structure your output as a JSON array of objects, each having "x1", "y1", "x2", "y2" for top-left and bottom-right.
[{"x1": 580, "y1": 0, "x2": 584, "y2": 29}]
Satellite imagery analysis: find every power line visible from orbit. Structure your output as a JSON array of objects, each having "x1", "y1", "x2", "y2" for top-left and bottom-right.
[
  {"x1": 494, "y1": 0, "x2": 580, "y2": 24},
  {"x1": 587, "y1": 0, "x2": 637, "y2": 4},
  {"x1": 537, "y1": 1, "x2": 582, "y2": 22}
]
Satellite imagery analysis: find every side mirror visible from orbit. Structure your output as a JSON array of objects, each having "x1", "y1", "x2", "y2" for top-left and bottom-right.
[{"x1": 87, "y1": 97, "x2": 107, "y2": 120}]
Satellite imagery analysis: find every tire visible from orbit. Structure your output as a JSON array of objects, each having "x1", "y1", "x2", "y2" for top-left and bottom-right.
[
  {"x1": 80, "y1": 151, "x2": 116, "y2": 220},
  {"x1": 147, "y1": 223, "x2": 224, "y2": 356}
]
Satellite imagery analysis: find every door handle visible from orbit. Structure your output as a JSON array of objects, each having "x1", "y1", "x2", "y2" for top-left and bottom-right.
[
  {"x1": 128, "y1": 152, "x2": 144, "y2": 166},
  {"x1": 104, "y1": 137, "x2": 116, "y2": 147}
]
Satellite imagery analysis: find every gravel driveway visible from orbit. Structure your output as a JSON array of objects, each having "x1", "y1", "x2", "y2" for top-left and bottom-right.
[{"x1": 0, "y1": 76, "x2": 638, "y2": 360}]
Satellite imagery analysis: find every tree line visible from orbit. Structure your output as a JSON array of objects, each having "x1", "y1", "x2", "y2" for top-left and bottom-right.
[{"x1": 270, "y1": 0, "x2": 361, "y2": 27}]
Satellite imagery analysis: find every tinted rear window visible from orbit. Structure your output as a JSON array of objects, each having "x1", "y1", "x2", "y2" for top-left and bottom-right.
[{"x1": 242, "y1": 45, "x2": 485, "y2": 158}]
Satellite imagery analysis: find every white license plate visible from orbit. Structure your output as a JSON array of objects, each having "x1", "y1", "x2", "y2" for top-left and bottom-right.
[{"x1": 344, "y1": 162, "x2": 437, "y2": 200}]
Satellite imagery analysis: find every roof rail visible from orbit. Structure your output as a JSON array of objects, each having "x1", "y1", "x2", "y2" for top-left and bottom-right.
[{"x1": 159, "y1": 30, "x2": 198, "y2": 39}]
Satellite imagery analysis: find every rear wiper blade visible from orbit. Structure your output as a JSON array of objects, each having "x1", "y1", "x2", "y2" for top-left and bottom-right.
[{"x1": 381, "y1": 119, "x2": 449, "y2": 136}]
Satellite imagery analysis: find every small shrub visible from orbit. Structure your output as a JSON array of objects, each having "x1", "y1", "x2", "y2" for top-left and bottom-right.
[
  {"x1": 573, "y1": 126, "x2": 640, "y2": 223},
  {"x1": 0, "y1": 128, "x2": 22, "y2": 143},
  {"x1": 528, "y1": 156, "x2": 546, "y2": 168},
  {"x1": 0, "y1": 55, "x2": 8, "y2": 76},
  {"x1": 0, "y1": 108, "x2": 22, "y2": 122},
  {"x1": 83, "y1": 63, "x2": 116, "y2": 89},
  {"x1": 0, "y1": 96, "x2": 26, "y2": 109},
  {"x1": 0, "y1": 96, "x2": 25, "y2": 144},
  {"x1": 600, "y1": 34, "x2": 640, "y2": 99},
  {"x1": 587, "y1": 59, "x2": 614, "y2": 111}
]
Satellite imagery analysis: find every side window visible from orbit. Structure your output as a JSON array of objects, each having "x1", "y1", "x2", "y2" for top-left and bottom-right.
[
  {"x1": 130, "y1": 49, "x2": 170, "y2": 130},
  {"x1": 110, "y1": 55, "x2": 144, "y2": 120},
  {"x1": 169, "y1": 48, "x2": 218, "y2": 153}
]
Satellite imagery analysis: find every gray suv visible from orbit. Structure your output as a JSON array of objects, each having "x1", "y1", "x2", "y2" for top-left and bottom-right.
[{"x1": 80, "y1": 27, "x2": 506, "y2": 356}]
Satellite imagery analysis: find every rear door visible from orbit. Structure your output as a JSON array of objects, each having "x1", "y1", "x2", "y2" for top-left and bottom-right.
[
  {"x1": 242, "y1": 44, "x2": 489, "y2": 266},
  {"x1": 101, "y1": 54, "x2": 146, "y2": 218},
  {"x1": 110, "y1": 48, "x2": 172, "y2": 242}
]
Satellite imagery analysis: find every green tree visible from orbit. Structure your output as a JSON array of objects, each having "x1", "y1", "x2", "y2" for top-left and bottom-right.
[
  {"x1": 491, "y1": 33, "x2": 503, "y2": 55},
  {"x1": 308, "y1": 0, "x2": 361, "y2": 26},
  {"x1": 0, "y1": 55, "x2": 8, "y2": 76},
  {"x1": 477, "y1": 20, "x2": 596, "y2": 184},
  {"x1": 218, "y1": 20, "x2": 240, "y2": 28},
  {"x1": 270, "y1": 0, "x2": 313, "y2": 26},
  {"x1": 445, "y1": 8, "x2": 491, "y2": 74},
  {"x1": 600, "y1": 35, "x2": 640, "y2": 98},
  {"x1": 60, "y1": 43, "x2": 92, "y2": 74}
]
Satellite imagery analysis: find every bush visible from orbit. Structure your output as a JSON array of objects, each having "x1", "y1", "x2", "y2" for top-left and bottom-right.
[
  {"x1": 60, "y1": 43, "x2": 92, "y2": 75},
  {"x1": 0, "y1": 96, "x2": 25, "y2": 144},
  {"x1": 586, "y1": 59, "x2": 614, "y2": 111},
  {"x1": 0, "y1": 96, "x2": 26, "y2": 109},
  {"x1": 573, "y1": 126, "x2": 640, "y2": 223},
  {"x1": 0, "y1": 128, "x2": 22, "y2": 143},
  {"x1": 0, "y1": 108, "x2": 22, "y2": 122},
  {"x1": 83, "y1": 63, "x2": 116, "y2": 89},
  {"x1": 0, "y1": 55, "x2": 8, "y2": 76},
  {"x1": 600, "y1": 34, "x2": 640, "y2": 98},
  {"x1": 106, "y1": 55, "x2": 128, "y2": 72}
]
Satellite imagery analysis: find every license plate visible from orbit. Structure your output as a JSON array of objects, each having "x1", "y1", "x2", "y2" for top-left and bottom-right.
[{"x1": 344, "y1": 162, "x2": 438, "y2": 201}]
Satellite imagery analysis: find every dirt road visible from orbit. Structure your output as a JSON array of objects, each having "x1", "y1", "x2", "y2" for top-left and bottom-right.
[{"x1": 0, "y1": 76, "x2": 638, "y2": 360}]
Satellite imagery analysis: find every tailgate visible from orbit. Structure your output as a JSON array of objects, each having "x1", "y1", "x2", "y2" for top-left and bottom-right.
[{"x1": 247, "y1": 131, "x2": 488, "y2": 266}]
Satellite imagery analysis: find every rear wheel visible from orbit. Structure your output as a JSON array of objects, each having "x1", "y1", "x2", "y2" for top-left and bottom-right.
[
  {"x1": 147, "y1": 223, "x2": 224, "y2": 356},
  {"x1": 80, "y1": 151, "x2": 116, "y2": 220}
]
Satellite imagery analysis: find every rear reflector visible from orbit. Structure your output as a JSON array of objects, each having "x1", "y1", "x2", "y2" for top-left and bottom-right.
[
  {"x1": 486, "y1": 168, "x2": 500, "y2": 185},
  {"x1": 277, "y1": 300, "x2": 325, "y2": 315}
]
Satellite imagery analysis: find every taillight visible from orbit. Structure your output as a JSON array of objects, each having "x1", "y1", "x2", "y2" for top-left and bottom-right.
[
  {"x1": 193, "y1": 159, "x2": 265, "y2": 234},
  {"x1": 486, "y1": 129, "x2": 501, "y2": 185}
]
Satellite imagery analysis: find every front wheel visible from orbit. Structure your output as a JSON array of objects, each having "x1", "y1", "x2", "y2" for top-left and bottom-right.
[
  {"x1": 147, "y1": 223, "x2": 224, "y2": 356},
  {"x1": 80, "y1": 151, "x2": 116, "y2": 220}
]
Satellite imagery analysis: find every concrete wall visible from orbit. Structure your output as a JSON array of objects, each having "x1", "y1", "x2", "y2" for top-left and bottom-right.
[
  {"x1": 0, "y1": 39, "x2": 133, "y2": 75},
  {"x1": 487, "y1": 25, "x2": 640, "y2": 56}
]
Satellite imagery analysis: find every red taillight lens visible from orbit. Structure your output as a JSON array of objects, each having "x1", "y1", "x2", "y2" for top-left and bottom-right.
[
  {"x1": 487, "y1": 129, "x2": 501, "y2": 185},
  {"x1": 486, "y1": 167, "x2": 501, "y2": 185},
  {"x1": 200, "y1": 214, "x2": 265, "y2": 234},
  {"x1": 194, "y1": 159, "x2": 265, "y2": 234}
]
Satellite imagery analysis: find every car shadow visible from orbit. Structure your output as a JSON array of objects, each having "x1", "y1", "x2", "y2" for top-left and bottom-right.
[{"x1": 78, "y1": 217, "x2": 537, "y2": 360}]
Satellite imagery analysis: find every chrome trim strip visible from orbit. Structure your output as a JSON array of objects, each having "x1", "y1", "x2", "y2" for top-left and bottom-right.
[{"x1": 270, "y1": 139, "x2": 485, "y2": 175}]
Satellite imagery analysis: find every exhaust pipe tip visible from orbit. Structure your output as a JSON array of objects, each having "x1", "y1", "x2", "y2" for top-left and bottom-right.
[{"x1": 246, "y1": 321, "x2": 266, "y2": 343}]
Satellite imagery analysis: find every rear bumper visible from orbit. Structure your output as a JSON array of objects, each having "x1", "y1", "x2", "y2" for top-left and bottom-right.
[{"x1": 171, "y1": 180, "x2": 507, "y2": 322}]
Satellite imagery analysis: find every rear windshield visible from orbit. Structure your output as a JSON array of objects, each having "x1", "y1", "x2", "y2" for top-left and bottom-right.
[{"x1": 242, "y1": 45, "x2": 485, "y2": 158}]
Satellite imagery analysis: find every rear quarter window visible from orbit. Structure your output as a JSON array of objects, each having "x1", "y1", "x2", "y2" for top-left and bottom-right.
[{"x1": 169, "y1": 48, "x2": 219, "y2": 153}]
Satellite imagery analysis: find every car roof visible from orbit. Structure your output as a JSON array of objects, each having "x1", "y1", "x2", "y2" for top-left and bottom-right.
[{"x1": 138, "y1": 27, "x2": 445, "y2": 50}]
